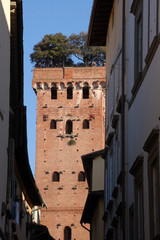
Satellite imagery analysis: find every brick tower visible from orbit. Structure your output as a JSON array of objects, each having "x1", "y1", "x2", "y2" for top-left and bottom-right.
[{"x1": 32, "y1": 66, "x2": 106, "y2": 239}]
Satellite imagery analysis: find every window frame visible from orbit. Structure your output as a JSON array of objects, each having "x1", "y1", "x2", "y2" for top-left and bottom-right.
[
  {"x1": 134, "y1": 0, "x2": 143, "y2": 80},
  {"x1": 148, "y1": 144, "x2": 160, "y2": 238},
  {"x1": 83, "y1": 84, "x2": 89, "y2": 99},
  {"x1": 143, "y1": 128, "x2": 160, "y2": 239},
  {"x1": 78, "y1": 171, "x2": 86, "y2": 182},
  {"x1": 50, "y1": 119, "x2": 57, "y2": 129},
  {"x1": 51, "y1": 86, "x2": 57, "y2": 99},
  {"x1": 64, "y1": 226, "x2": 71, "y2": 240},
  {"x1": 130, "y1": 155, "x2": 144, "y2": 240},
  {"x1": 67, "y1": 86, "x2": 73, "y2": 99},
  {"x1": 66, "y1": 120, "x2": 73, "y2": 134},
  {"x1": 83, "y1": 119, "x2": 90, "y2": 129}
]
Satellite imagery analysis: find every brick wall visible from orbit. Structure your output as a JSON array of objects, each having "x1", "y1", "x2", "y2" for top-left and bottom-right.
[{"x1": 33, "y1": 66, "x2": 106, "y2": 239}]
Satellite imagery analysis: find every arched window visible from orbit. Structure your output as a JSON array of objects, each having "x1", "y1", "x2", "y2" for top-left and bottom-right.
[
  {"x1": 92, "y1": 81, "x2": 98, "y2": 89},
  {"x1": 50, "y1": 120, "x2": 56, "y2": 129},
  {"x1": 51, "y1": 85, "x2": 57, "y2": 99},
  {"x1": 67, "y1": 83, "x2": 73, "y2": 99},
  {"x1": 43, "y1": 82, "x2": 48, "y2": 90},
  {"x1": 64, "y1": 226, "x2": 71, "y2": 240},
  {"x1": 52, "y1": 172, "x2": 60, "y2": 182},
  {"x1": 83, "y1": 119, "x2": 89, "y2": 129},
  {"x1": 75, "y1": 82, "x2": 81, "y2": 90},
  {"x1": 60, "y1": 82, "x2": 65, "y2": 90},
  {"x1": 100, "y1": 81, "x2": 106, "y2": 89},
  {"x1": 83, "y1": 82, "x2": 89, "y2": 99},
  {"x1": 66, "y1": 120, "x2": 72, "y2": 134},
  {"x1": 78, "y1": 172, "x2": 85, "y2": 181}
]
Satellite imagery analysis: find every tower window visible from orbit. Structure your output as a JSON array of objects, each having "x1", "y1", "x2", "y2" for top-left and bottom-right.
[
  {"x1": 92, "y1": 81, "x2": 98, "y2": 89},
  {"x1": 43, "y1": 115, "x2": 48, "y2": 121},
  {"x1": 60, "y1": 82, "x2": 65, "y2": 90},
  {"x1": 64, "y1": 226, "x2": 71, "y2": 240},
  {"x1": 66, "y1": 120, "x2": 72, "y2": 134},
  {"x1": 75, "y1": 82, "x2": 81, "y2": 90},
  {"x1": 78, "y1": 172, "x2": 85, "y2": 182},
  {"x1": 83, "y1": 83, "x2": 89, "y2": 99},
  {"x1": 67, "y1": 87, "x2": 73, "y2": 99},
  {"x1": 52, "y1": 172, "x2": 60, "y2": 182},
  {"x1": 51, "y1": 87, "x2": 57, "y2": 99},
  {"x1": 83, "y1": 119, "x2": 89, "y2": 129},
  {"x1": 50, "y1": 120, "x2": 56, "y2": 129}
]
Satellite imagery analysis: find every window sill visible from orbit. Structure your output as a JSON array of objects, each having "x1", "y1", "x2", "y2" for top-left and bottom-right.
[
  {"x1": 117, "y1": 170, "x2": 122, "y2": 185},
  {"x1": 106, "y1": 199, "x2": 113, "y2": 211},
  {"x1": 116, "y1": 201, "x2": 123, "y2": 216},
  {"x1": 131, "y1": 71, "x2": 142, "y2": 96},
  {"x1": 129, "y1": 34, "x2": 160, "y2": 108},
  {"x1": 102, "y1": 210, "x2": 108, "y2": 221},
  {"x1": 116, "y1": 95, "x2": 122, "y2": 113},
  {"x1": 145, "y1": 34, "x2": 160, "y2": 66},
  {"x1": 130, "y1": 0, "x2": 139, "y2": 15},
  {"x1": 111, "y1": 114, "x2": 119, "y2": 129},
  {"x1": 111, "y1": 216, "x2": 118, "y2": 228},
  {"x1": 112, "y1": 186, "x2": 118, "y2": 199},
  {"x1": 106, "y1": 131, "x2": 115, "y2": 146},
  {"x1": 129, "y1": 154, "x2": 144, "y2": 176}
]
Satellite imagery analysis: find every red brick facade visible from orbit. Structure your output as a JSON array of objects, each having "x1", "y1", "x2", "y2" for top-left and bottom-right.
[{"x1": 32, "y1": 67, "x2": 106, "y2": 239}]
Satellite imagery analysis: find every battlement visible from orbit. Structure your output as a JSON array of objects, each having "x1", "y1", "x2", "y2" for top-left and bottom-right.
[{"x1": 32, "y1": 66, "x2": 106, "y2": 92}]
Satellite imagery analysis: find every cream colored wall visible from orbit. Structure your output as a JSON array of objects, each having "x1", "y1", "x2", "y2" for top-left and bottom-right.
[
  {"x1": 92, "y1": 156, "x2": 104, "y2": 191},
  {"x1": 0, "y1": 0, "x2": 10, "y2": 231}
]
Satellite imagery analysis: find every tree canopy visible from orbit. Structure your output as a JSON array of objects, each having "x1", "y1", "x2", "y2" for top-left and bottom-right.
[
  {"x1": 30, "y1": 32, "x2": 106, "y2": 67},
  {"x1": 68, "y1": 32, "x2": 106, "y2": 66}
]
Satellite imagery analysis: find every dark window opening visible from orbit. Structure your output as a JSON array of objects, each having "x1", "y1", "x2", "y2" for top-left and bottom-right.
[
  {"x1": 52, "y1": 172, "x2": 60, "y2": 182},
  {"x1": 67, "y1": 87, "x2": 73, "y2": 99},
  {"x1": 51, "y1": 87, "x2": 57, "y2": 99},
  {"x1": 83, "y1": 119, "x2": 89, "y2": 129},
  {"x1": 66, "y1": 120, "x2": 72, "y2": 134},
  {"x1": 78, "y1": 172, "x2": 85, "y2": 182},
  {"x1": 50, "y1": 120, "x2": 56, "y2": 129},
  {"x1": 64, "y1": 226, "x2": 71, "y2": 240},
  {"x1": 43, "y1": 115, "x2": 48, "y2": 121},
  {"x1": 83, "y1": 87, "x2": 89, "y2": 99}
]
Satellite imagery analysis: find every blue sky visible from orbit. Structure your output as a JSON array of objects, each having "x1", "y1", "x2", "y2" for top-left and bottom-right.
[{"x1": 23, "y1": 0, "x2": 93, "y2": 174}]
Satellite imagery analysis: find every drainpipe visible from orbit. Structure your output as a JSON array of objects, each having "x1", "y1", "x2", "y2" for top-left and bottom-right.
[{"x1": 121, "y1": 0, "x2": 126, "y2": 240}]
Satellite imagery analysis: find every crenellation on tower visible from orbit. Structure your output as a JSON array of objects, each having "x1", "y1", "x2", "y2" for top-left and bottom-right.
[{"x1": 33, "y1": 66, "x2": 106, "y2": 239}]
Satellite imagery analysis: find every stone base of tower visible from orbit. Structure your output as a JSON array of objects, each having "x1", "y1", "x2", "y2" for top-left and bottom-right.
[{"x1": 40, "y1": 208, "x2": 90, "y2": 239}]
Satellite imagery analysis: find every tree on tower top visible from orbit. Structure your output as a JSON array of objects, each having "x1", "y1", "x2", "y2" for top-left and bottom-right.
[{"x1": 30, "y1": 32, "x2": 106, "y2": 67}]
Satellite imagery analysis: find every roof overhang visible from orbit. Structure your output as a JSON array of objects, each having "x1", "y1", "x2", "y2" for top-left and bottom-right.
[
  {"x1": 30, "y1": 223, "x2": 55, "y2": 240},
  {"x1": 80, "y1": 190, "x2": 104, "y2": 224},
  {"x1": 87, "y1": 0, "x2": 114, "y2": 46}
]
